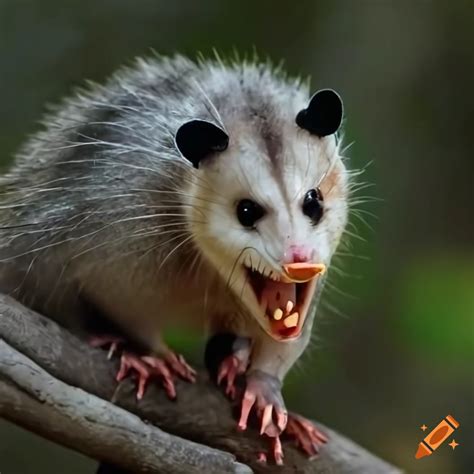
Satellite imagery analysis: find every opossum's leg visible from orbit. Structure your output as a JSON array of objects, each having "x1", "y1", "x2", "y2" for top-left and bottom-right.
[
  {"x1": 285, "y1": 412, "x2": 328, "y2": 457},
  {"x1": 238, "y1": 371, "x2": 287, "y2": 465},
  {"x1": 238, "y1": 332, "x2": 311, "y2": 465},
  {"x1": 242, "y1": 334, "x2": 327, "y2": 461},
  {"x1": 204, "y1": 333, "x2": 251, "y2": 399},
  {"x1": 217, "y1": 337, "x2": 251, "y2": 399}
]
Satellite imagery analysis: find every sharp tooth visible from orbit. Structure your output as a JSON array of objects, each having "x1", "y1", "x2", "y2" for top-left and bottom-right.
[
  {"x1": 283, "y1": 312, "x2": 299, "y2": 328},
  {"x1": 273, "y1": 308, "x2": 283, "y2": 320},
  {"x1": 286, "y1": 300, "x2": 294, "y2": 314}
]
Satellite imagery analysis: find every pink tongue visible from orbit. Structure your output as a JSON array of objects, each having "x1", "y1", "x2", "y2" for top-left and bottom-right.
[{"x1": 261, "y1": 280, "x2": 296, "y2": 314}]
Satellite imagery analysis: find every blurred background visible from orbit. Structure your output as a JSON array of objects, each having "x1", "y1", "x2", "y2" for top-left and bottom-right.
[{"x1": 0, "y1": 0, "x2": 472, "y2": 472}]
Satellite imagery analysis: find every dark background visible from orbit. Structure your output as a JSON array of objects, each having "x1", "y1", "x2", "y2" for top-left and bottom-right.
[{"x1": 0, "y1": 1, "x2": 473, "y2": 473}]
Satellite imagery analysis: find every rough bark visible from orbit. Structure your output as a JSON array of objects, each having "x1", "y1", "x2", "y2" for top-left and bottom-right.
[{"x1": 0, "y1": 294, "x2": 401, "y2": 473}]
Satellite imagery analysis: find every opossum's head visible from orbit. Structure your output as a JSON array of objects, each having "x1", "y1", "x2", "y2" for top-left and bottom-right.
[{"x1": 176, "y1": 88, "x2": 348, "y2": 342}]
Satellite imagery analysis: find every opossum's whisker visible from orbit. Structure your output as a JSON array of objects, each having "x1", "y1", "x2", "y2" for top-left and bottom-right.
[
  {"x1": 174, "y1": 244, "x2": 200, "y2": 284},
  {"x1": 0, "y1": 176, "x2": 93, "y2": 194},
  {"x1": 320, "y1": 298, "x2": 351, "y2": 320},
  {"x1": 50, "y1": 155, "x2": 224, "y2": 201},
  {"x1": 349, "y1": 210, "x2": 375, "y2": 232},
  {"x1": 348, "y1": 197, "x2": 381, "y2": 206},
  {"x1": 341, "y1": 228, "x2": 367, "y2": 243},
  {"x1": 0, "y1": 211, "x2": 195, "y2": 262},
  {"x1": 239, "y1": 261, "x2": 251, "y2": 301},
  {"x1": 137, "y1": 231, "x2": 195, "y2": 262},
  {"x1": 334, "y1": 251, "x2": 371, "y2": 260},
  {"x1": 224, "y1": 245, "x2": 251, "y2": 293},
  {"x1": 72, "y1": 228, "x2": 193, "y2": 261},
  {"x1": 328, "y1": 264, "x2": 360, "y2": 279},
  {"x1": 347, "y1": 182, "x2": 376, "y2": 193},
  {"x1": 349, "y1": 208, "x2": 378, "y2": 219},
  {"x1": 323, "y1": 279, "x2": 357, "y2": 300},
  {"x1": 156, "y1": 233, "x2": 196, "y2": 272},
  {"x1": 133, "y1": 188, "x2": 227, "y2": 207}
]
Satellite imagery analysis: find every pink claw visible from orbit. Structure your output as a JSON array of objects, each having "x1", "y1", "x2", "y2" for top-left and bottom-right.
[
  {"x1": 165, "y1": 352, "x2": 197, "y2": 383},
  {"x1": 272, "y1": 436, "x2": 284, "y2": 465},
  {"x1": 88, "y1": 335, "x2": 124, "y2": 359},
  {"x1": 238, "y1": 389, "x2": 256, "y2": 431},
  {"x1": 260, "y1": 404, "x2": 273, "y2": 435}
]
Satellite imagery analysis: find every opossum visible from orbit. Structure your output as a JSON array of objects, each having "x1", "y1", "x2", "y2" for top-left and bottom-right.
[{"x1": 0, "y1": 54, "x2": 350, "y2": 463}]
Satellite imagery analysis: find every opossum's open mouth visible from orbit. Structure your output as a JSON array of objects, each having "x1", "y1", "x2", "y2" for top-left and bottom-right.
[{"x1": 245, "y1": 263, "x2": 326, "y2": 341}]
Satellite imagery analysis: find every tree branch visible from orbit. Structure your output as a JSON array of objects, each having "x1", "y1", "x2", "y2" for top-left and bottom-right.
[
  {"x1": 0, "y1": 341, "x2": 249, "y2": 473},
  {"x1": 0, "y1": 294, "x2": 401, "y2": 473}
]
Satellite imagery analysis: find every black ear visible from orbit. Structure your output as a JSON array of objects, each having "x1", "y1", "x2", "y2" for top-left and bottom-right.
[
  {"x1": 296, "y1": 89, "x2": 343, "y2": 137},
  {"x1": 175, "y1": 119, "x2": 229, "y2": 169}
]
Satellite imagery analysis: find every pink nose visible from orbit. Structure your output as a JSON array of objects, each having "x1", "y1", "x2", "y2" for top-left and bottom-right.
[{"x1": 284, "y1": 245, "x2": 313, "y2": 264}]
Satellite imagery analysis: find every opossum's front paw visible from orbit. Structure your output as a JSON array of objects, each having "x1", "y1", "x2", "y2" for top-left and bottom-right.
[
  {"x1": 116, "y1": 352, "x2": 178, "y2": 400},
  {"x1": 217, "y1": 354, "x2": 247, "y2": 400},
  {"x1": 89, "y1": 336, "x2": 196, "y2": 400},
  {"x1": 285, "y1": 412, "x2": 328, "y2": 457},
  {"x1": 238, "y1": 370, "x2": 288, "y2": 439},
  {"x1": 116, "y1": 352, "x2": 196, "y2": 400}
]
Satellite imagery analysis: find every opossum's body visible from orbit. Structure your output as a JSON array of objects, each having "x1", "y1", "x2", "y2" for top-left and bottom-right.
[{"x1": 0, "y1": 54, "x2": 349, "y2": 455}]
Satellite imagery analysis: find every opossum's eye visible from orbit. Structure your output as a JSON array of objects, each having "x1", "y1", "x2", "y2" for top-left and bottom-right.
[
  {"x1": 296, "y1": 89, "x2": 343, "y2": 137},
  {"x1": 236, "y1": 199, "x2": 265, "y2": 228},
  {"x1": 302, "y1": 188, "x2": 324, "y2": 224},
  {"x1": 175, "y1": 119, "x2": 229, "y2": 168}
]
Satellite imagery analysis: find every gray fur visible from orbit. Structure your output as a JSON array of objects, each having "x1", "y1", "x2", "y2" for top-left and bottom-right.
[{"x1": 0, "y1": 54, "x2": 309, "y2": 335}]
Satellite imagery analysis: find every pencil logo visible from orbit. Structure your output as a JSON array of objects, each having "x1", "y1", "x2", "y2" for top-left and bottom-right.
[{"x1": 415, "y1": 414, "x2": 460, "y2": 459}]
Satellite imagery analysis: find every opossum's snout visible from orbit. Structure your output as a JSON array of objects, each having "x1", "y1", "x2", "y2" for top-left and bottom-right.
[{"x1": 244, "y1": 262, "x2": 325, "y2": 341}]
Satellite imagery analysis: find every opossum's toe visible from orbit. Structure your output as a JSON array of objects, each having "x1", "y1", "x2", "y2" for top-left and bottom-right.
[
  {"x1": 117, "y1": 352, "x2": 177, "y2": 400},
  {"x1": 284, "y1": 412, "x2": 328, "y2": 457},
  {"x1": 163, "y1": 351, "x2": 197, "y2": 383},
  {"x1": 88, "y1": 334, "x2": 124, "y2": 359},
  {"x1": 238, "y1": 370, "x2": 287, "y2": 436}
]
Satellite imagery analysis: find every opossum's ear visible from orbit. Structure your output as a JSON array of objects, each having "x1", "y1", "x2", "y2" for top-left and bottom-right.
[
  {"x1": 296, "y1": 89, "x2": 343, "y2": 137},
  {"x1": 175, "y1": 119, "x2": 229, "y2": 168}
]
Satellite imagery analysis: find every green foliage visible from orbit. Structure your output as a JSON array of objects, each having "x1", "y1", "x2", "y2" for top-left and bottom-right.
[{"x1": 395, "y1": 256, "x2": 474, "y2": 363}]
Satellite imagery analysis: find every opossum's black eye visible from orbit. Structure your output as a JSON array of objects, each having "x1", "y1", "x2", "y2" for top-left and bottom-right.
[
  {"x1": 302, "y1": 188, "x2": 324, "y2": 224},
  {"x1": 296, "y1": 89, "x2": 343, "y2": 137},
  {"x1": 236, "y1": 199, "x2": 265, "y2": 228},
  {"x1": 175, "y1": 119, "x2": 229, "y2": 168}
]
